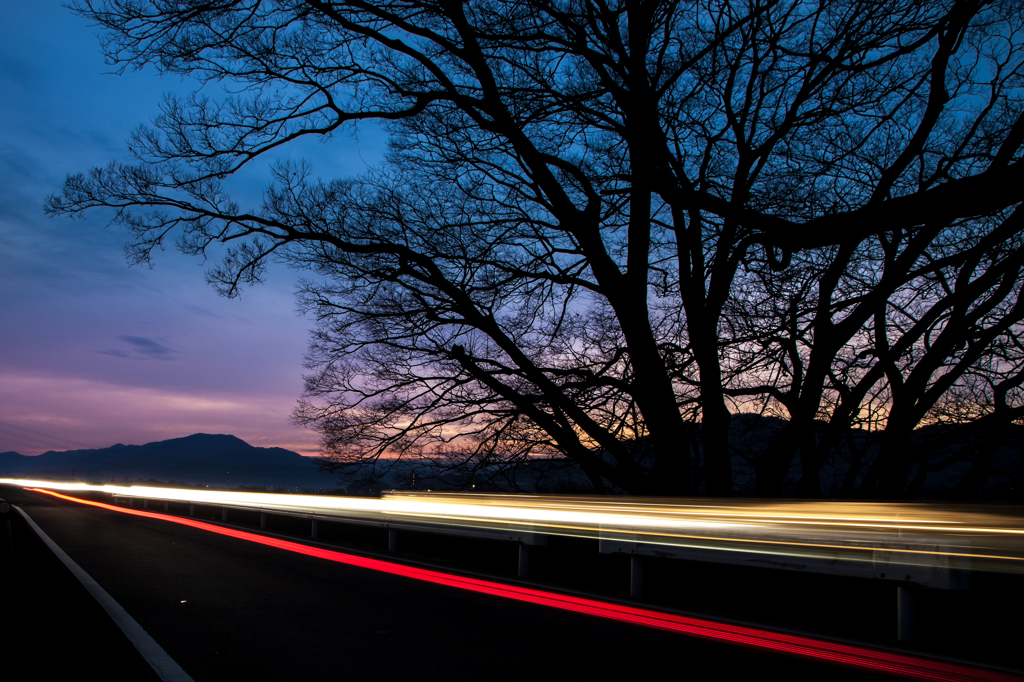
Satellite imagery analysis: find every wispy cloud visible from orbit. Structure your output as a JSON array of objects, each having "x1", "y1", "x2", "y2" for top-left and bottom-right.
[
  {"x1": 98, "y1": 335, "x2": 177, "y2": 360},
  {"x1": 0, "y1": 370, "x2": 321, "y2": 456},
  {"x1": 182, "y1": 304, "x2": 254, "y2": 325}
]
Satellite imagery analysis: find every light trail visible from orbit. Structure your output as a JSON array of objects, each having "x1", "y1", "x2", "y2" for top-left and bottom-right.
[
  {"x1": 3, "y1": 479, "x2": 1024, "y2": 573},
  {"x1": 23, "y1": 487, "x2": 1023, "y2": 682}
]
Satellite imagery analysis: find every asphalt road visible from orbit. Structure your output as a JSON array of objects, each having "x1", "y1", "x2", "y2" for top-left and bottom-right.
[{"x1": 0, "y1": 485, "x2": 943, "y2": 681}]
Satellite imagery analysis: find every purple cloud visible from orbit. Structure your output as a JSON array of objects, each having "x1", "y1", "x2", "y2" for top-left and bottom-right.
[{"x1": 98, "y1": 336, "x2": 177, "y2": 360}]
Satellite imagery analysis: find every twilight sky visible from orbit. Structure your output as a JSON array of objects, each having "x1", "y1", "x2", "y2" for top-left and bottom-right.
[{"x1": 0, "y1": 3, "x2": 385, "y2": 456}]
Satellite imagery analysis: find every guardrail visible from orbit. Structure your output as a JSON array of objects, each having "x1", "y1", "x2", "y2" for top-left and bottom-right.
[
  {"x1": 116, "y1": 490, "x2": 547, "y2": 575},
  {"x1": 4, "y1": 478, "x2": 1022, "y2": 642}
]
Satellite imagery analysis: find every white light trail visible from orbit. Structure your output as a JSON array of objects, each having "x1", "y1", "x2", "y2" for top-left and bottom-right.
[{"x1": 3, "y1": 479, "x2": 1023, "y2": 573}]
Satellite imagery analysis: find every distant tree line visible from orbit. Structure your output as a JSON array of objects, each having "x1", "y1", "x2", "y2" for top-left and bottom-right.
[{"x1": 49, "y1": 0, "x2": 1024, "y2": 498}]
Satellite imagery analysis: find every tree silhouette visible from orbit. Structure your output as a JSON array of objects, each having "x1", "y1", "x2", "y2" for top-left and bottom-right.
[{"x1": 49, "y1": 0, "x2": 1024, "y2": 496}]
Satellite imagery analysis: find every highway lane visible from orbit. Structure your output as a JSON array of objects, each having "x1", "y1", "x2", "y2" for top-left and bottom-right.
[
  {"x1": 2, "y1": 485, "x2": 1003, "y2": 682},
  {"x1": 0, "y1": 492, "x2": 162, "y2": 680}
]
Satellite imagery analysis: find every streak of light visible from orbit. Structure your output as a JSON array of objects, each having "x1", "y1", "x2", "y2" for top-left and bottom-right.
[
  {"x1": 22, "y1": 487, "x2": 1022, "y2": 682},
  {"x1": 2, "y1": 479, "x2": 1024, "y2": 573}
]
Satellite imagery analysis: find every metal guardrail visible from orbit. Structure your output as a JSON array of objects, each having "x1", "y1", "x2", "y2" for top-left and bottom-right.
[
  {"x1": 115, "y1": 493, "x2": 547, "y2": 542},
  {"x1": 598, "y1": 532, "x2": 972, "y2": 589},
  {"x1": 113, "y1": 492, "x2": 547, "y2": 571}
]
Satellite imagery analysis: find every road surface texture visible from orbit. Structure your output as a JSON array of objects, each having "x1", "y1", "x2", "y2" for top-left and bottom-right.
[
  {"x1": 1, "y1": 484, "x2": 1018, "y2": 681},
  {"x1": 1, "y1": 491, "x2": 162, "y2": 680}
]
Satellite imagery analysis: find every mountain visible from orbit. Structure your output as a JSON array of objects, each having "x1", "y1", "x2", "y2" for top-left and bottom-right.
[
  {"x1": 0, "y1": 434, "x2": 333, "y2": 491},
  {"x1": 726, "y1": 414, "x2": 1024, "y2": 499},
  {"x1": 5, "y1": 419, "x2": 1018, "y2": 498}
]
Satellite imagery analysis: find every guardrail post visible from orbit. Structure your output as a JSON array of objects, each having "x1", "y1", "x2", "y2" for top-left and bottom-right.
[
  {"x1": 388, "y1": 528, "x2": 398, "y2": 552},
  {"x1": 164, "y1": 501, "x2": 169, "y2": 512},
  {"x1": 630, "y1": 556, "x2": 643, "y2": 598},
  {"x1": 142, "y1": 499, "x2": 148, "y2": 509},
  {"x1": 260, "y1": 512, "x2": 267, "y2": 530},
  {"x1": 518, "y1": 543, "x2": 529, "y2": 578},
  {"x1": 311, "y1": 519, "x2": 319, "y2": 540},
  {"x1": 222, "y1": 508, "x2": 228, "y2": 522},
  {"x1": 189, "y1": 504, "x2": 194, "y2": 517},
  {"x1": 898, "y1": 585, "x2": 915, "y2": 641},
  {"x1": 128, "y1": 498, "x2": 133, "y2": 508}
]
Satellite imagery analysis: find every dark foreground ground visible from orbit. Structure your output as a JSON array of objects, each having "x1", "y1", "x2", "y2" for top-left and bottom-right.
[
  {"x1": 1, "y1": 484, "x2": 1020, "y2": 680},
  {"x1": 0, "y1": 494, "x2": 161, "y2": 680}
]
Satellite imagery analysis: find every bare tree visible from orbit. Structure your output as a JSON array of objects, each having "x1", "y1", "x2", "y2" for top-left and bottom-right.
[
  {"x1": 48, "y1": 0, "x2": 1024, "y2": 496},
  {"x1": 730, "y1": 210, "x2": 1024, "y2": 498}
]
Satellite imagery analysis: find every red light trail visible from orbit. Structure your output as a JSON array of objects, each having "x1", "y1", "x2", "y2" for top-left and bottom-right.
[{"x1": 25, "y1": 487, "x2": 1021, "y2": 682}]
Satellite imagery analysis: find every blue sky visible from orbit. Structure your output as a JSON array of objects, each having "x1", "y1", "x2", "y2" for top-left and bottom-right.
[{"x1": 0, "y1": 2, "x2": 385, "y2": 455}]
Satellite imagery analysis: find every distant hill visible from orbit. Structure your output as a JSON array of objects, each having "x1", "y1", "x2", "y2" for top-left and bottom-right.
[
  {"x1": 0, "y1": 433, "x2": 333, "y2": 491},
  {"x1": 726, "y1": 414, "x2": 1024, "y2": 499},
  {"x1": 5, "y1": 420, "x2": 1018, "y2": 498}
]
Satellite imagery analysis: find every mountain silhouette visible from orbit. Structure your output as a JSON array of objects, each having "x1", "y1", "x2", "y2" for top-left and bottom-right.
[{"x1": 0, "y1": 433, "x2": 331, "y2": 490}]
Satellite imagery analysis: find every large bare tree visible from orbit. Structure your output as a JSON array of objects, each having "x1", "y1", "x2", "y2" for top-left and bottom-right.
[{"x1": 49, "y1": 0, "x2": 1024, "y2": 496}]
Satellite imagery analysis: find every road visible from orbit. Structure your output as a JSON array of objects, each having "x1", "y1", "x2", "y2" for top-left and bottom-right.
[{"x1": 0, "y1": 484, "x2": 1008, "y2": 682}]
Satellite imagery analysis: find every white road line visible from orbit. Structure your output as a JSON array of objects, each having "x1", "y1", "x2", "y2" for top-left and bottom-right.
[{"x1": 13, "y1": 505, "x2": 194, "y2": 682}]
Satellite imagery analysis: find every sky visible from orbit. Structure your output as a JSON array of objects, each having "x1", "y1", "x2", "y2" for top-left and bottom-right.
[{"x1": 0, "y1": 3, "x2": 386, "y2": 456}]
